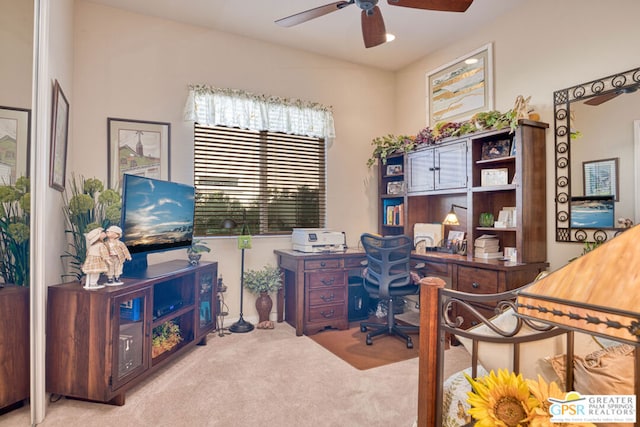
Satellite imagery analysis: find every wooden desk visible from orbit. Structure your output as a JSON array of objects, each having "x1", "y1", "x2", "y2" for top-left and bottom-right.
[
  {"x1": 275, "y1": 249, "x2": 366, "y2": 336},
  {"x1": 275, "y1": 248, "x2": 548, "y2": 336}
]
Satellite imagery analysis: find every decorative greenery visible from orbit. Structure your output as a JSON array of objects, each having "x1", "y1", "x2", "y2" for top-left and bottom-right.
[
  {"x1": 368, "y1": 99, "x2": 529, "y2": 167},
  {"x1": 366, "y1": 134, "x2": 416, "y2": 168},
  {"x1": 243, "y1": 264, "x2": 282, "y2": 294},
  {"x1": 0, "y1": 177, "x2": 30, "y2": 286},
  {"x1": 465, "y1": 369, "x2": 595, "y2": 427},
  {"x1": 188, "y1": 239, "x2": 211, "y2": 255},
  {"x1": 152, "y1": 320, "x2": 183, "y2": 357},
  {"x1": 61, "y1": 175, "x2": 121, "y2": 281}
]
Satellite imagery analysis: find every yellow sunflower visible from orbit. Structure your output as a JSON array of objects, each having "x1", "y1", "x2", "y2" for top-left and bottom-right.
[
  {"x1": 465, "y1": 369, "x2": 539, "y2": 427},
  {"x1": 526, "y1": 375, "x2": 595, "y2": 427}
]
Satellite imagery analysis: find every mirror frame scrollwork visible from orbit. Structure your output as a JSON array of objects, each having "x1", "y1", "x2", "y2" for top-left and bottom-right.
[{"x1": 553, "y1": 66, "x2": 640, "y2": 243}]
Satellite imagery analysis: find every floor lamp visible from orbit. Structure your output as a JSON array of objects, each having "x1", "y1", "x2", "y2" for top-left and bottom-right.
[{"x1": 222, "y1": 216, "x2": 254, "y2": 333}]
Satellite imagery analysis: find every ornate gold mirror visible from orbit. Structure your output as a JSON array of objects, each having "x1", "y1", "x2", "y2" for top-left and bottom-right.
[{"x1": 554, "y1": 67, "x2": 640, "y2": 243}]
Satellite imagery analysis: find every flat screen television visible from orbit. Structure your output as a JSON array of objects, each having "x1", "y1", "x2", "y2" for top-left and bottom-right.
[{"x1": 120, "y1": 174, "x2": 195, "y2": 277}]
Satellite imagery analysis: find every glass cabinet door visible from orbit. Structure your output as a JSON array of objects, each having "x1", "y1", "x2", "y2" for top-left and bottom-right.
[
  {"x1": 111, "y1": 287, "x2": 150, "y2": 390},
  {"x1": 196, "y1": 267, "x2": 216, "y2": 339}
]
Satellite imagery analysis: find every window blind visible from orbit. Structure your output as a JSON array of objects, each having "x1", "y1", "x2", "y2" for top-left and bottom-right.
[{"x1": 194, "y1": 124, "x2": 326, "y2": 236}]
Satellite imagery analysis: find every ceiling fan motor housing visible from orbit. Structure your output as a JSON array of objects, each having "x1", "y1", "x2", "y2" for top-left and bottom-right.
[{"x1": 356, "y1": 0, "x2": 379, "y2": 13}]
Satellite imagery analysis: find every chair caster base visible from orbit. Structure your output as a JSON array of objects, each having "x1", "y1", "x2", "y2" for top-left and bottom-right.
[
  {"x1": 360, "y1": 325, "x2": 367, "y2": 333},
  {"x1": 366, "y1": 335, "x2": 373, "y2": 345},
  {"x1": 406, "y1": 338, "x2": 413, "y2": 349}
]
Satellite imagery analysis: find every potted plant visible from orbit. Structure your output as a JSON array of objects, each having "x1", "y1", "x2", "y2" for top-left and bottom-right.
[
  {"x1": 243, "y1": 265, "x2": 282, "y2": 325},
  {"x1": 187, "y1": 239, "x2": 211, "y2": 265},
  {"x1": 152, "y1": 320, "x2": 183, "y2": 358},
  {"x1": 61, "y1": 175, "x2": 121, "y2": 281},
  {"x1": 0, "y1": 176, "x2": 30, "y2": 287}
]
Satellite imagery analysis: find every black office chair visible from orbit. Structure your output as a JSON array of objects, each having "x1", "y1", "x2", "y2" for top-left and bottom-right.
[{"x1": 359, "y1": 233, "x2": 419, "y2": 349}]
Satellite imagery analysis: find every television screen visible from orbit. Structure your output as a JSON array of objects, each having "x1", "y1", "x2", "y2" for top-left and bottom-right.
[
  {"x1": 570, "y1": 195, "x2": 615, "y2": 229},
  {"x1": 121, "y1": 174, "x2": 195, "y2": 255}
]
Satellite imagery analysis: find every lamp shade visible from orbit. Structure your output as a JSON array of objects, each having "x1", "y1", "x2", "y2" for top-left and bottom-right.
[
  {"x1": 442, "y1": 204, "x2": 466, "y2": 226},
  {"x1": 517, "y1": 225, "x2": 640, "y2": 344}
]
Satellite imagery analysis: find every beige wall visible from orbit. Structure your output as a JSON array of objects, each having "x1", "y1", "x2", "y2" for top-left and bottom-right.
[
  {"x1": 0, "y1": 0, "x2": 33, "y2": 109},
  {"x1": 395, "y1": 0, "x2": 640, "y2": 270},
  {"x1": 71, "y1": 1, "x2": 395, "y2": 321}
]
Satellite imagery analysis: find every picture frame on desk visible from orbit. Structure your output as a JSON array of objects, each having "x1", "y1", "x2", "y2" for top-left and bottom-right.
[
  {"x1": 481, "y1": 168, "x2": 509, "y2": 186},
  {"x1": 387, "y1": 181, "x2": 405, "y2": 195},
  {"x1": 386, "y1": 164, "x2": 403, "y2": 176},
  {"x1": 481, "y1": 139, "x2": 512, "y2": 160}
]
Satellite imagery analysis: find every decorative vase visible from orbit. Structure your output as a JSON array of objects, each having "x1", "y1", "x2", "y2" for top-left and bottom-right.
[
  {"x1": 479, "y1": 212, "x2": 495, "y2": 227},
  {"x1": 255, "y1": 291, "x2": 273, "y2": 323},
  {"x1": 188, "y1": 252, "x2": 201, "y2": 265}
]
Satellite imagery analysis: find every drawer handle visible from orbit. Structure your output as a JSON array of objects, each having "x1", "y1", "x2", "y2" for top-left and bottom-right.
[
  {"x1": 320, "y1": 293, "x2": 335, "y2": 302},
  {"x1": 320, "y1": 261, "x2": 326, "y2": 267},
  {"x1": 320, "y1": 309, "x2": 335, "y2": 318},
  {"x1": 320, "y1": 278, "x2": 335, "y2": 286},
  {"x1": 472, "y1": 282, "x2": 479, "y2": 289}
]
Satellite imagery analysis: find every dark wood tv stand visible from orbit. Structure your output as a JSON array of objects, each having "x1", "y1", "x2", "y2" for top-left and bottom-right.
[{"x1": 46, "y1": 260, "x2": 217, "y2": 405}]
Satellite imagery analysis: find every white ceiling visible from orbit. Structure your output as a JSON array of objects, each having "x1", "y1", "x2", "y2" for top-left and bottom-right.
[{"x1": 87, "y1": 0, "x2": 526, "y2": 71}]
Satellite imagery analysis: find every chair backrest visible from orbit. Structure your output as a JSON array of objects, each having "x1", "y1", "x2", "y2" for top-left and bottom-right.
[{"x1": 360, "y1": 233, "x2": 412, "y2": 298}]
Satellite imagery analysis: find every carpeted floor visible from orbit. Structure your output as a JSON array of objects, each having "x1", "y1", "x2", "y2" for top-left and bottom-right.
[{"x1": 309, "y1": 325, "x2": 419, "y2": 370}]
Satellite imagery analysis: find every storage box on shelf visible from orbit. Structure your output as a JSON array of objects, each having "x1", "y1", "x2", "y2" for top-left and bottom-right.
[{"x1": 46, "y1": 260, "x2": 217, "y2": 405}]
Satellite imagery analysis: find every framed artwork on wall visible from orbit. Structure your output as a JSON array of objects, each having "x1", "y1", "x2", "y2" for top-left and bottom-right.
[
  {"x1": 49, "y1": 80, "x2": 69, "y2": 191},
  {"x1": 583, "y1": 158, "x2": 619, "y2": 201},
  {"x1": 426, "y1": 43, "x2": 494, "y2": 126},
  {"x1": 107, "y1": 118, "x2": 171, "y2": 189},
  {"x1": 0, "y1": 105, "x2": 30, "y2": 184}
]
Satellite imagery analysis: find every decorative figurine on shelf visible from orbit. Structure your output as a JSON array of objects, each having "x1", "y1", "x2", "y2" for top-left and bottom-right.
[
  {"x1": 82, "y1": 227, "x2": 111, "y2": 290},
  {"x1": 105, "y1": 225, "x2": 131, "y2": 285}
]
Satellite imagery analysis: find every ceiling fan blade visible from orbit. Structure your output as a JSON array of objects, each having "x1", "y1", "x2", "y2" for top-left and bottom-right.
[
  {"x1": 584, "y1": 91, "x2": 621, "y2": 106},
  {"x1": 387, "y1": 0, "x2": 473, "y2": 12},
  {"x1": 362, "y1": 6, "x2": 387, "y2": 48},
  {"x1": 275, "y1": 1, "x2": 353, "y2": 28}
]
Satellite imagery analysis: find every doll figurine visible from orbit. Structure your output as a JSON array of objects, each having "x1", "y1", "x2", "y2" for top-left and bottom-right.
[
  {"x1": 82, "y1": 227, "x2": 111, "y2": 289},
  {"x1": 105, "y1": 225, "x2": 132, "y2": 285}
]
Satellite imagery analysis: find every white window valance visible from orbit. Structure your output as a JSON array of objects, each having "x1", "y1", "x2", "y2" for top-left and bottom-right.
[{"x1": 183, "y1": 84, "x2": 335, "y2": 139}]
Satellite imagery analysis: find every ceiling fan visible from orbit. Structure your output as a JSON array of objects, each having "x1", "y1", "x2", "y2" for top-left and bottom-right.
[
  {"x1": 275, "y1": 0, "x2": 474, "y2": 48},
  {"x1": 583, "y1": 84, "x2": 639, "y2": 106}
]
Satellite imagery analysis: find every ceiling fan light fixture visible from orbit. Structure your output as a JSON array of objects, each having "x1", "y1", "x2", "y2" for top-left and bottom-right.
[
  {"x1": 386, "y1": 33, "x2": 396, "y2": 42},
  {"x1": 465, "y1": 58, "x2": 479, "y2": 65}
]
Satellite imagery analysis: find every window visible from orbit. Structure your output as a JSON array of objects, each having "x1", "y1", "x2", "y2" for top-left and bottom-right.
[{"x1": 194, "y1": 124, "x2": 326, "y2": 236}]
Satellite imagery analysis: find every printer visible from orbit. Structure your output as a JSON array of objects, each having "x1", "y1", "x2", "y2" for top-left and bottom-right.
[{"x1": 291, "y1": 228, "x2": 346, "y2": 253}]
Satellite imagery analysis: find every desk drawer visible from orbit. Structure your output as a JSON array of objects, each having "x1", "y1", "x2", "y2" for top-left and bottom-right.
[
  {"x1": 457, "y1": 266, "x2": 498, "y2": 294},
  {"x1": 421, "y1": 260, "x2": 450, "y2": 276},
  {"x1": 305, "y1": 259, "x2": 340, "y2": 270},
  {"x1": 308, "y1": 288, "x2": 346, "y2": 306},
  {"x1": 307, "y1": 271, "x2": 346, "y2": 289},
  {"x1": 308, "y1": 303, "x2": 346, "y2": 323}
]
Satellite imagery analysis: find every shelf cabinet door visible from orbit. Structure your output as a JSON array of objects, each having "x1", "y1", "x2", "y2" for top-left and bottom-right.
[
  {"x1": 196, "y1": 265, "x2": 217, "y2": 340},
  {"x1": 436, "y1": 141, "x2": 467, "y2": 190},
  {"x1": 111, "y1": 287, "x2": 151, "y2": 391},
  {"x1": 407, "y1": 149, "x2": 435, "y2": 193}
]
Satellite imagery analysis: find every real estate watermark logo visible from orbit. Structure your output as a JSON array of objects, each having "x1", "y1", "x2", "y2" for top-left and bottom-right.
[{"x1": 548, "y1": 392, "x2": 636, "y2": 423}]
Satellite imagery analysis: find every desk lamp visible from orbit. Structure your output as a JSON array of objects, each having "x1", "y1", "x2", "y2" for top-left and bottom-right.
[
  {"x1": 223, "y1": 213, "x2": 254, "y2": 333},
  {"x1": 442, "y1": 204, "x2": 467, "y2": 225}
]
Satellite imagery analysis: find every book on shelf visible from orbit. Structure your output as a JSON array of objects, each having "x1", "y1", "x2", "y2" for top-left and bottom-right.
[
  {"x1": 475, "y1": 251, "x2": 504, "y2": 259},
  {"x1": 385, "y1": 203, "x2": 404, "y2": 226},
  {"x1": 474, "y1": 247, "x2": 501, "y2": 255}
]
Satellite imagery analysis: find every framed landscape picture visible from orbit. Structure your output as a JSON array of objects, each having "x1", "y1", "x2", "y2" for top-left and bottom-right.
[
  {"x1": 0, "y1": 106, "x2": 30, "y2": 185},
  {"x1": 108, "y1": 118, "x2": 171, "y2": 189},
  {"x1": 426, "y1": 43, "x2": 494, "y2": 126}
]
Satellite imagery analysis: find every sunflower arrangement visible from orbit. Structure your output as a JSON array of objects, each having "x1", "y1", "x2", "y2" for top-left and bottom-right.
[{"x1": 465, "y1": 369, "x2": 595, "y2": 427}]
